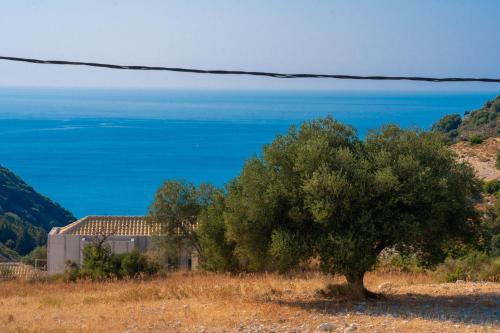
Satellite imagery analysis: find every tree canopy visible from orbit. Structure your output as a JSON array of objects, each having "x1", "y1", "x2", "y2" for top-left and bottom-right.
[
  {"x1": 223, "y1": 117, "x2": 480, "y2": 296},
  {"x1": 148, "y1": 117, "x2": 481, "y2": 297}
]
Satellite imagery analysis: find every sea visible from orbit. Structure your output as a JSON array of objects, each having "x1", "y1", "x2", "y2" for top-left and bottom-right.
[{"x1": 0, "y1": 88, "x2": 496, "y2": 218}]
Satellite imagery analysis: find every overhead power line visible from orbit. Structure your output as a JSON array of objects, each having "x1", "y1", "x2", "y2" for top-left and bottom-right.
[{"x1": 1, "y1": 56, "x2": 500, "y2": 83}]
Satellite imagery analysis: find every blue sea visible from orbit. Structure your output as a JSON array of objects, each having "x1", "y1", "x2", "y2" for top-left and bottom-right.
[{"x1": 0, "y1": 88, "x2": 496, "y2": 217}]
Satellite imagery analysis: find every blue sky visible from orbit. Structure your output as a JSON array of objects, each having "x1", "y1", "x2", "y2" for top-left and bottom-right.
[{"x1": 1, "y1": 0, "x2": 499, "y2": 91}]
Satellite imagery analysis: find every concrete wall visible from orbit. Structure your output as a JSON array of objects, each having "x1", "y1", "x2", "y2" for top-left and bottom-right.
[{"x1": 47, "y1": 229, "x2": 196, "y2": 274}]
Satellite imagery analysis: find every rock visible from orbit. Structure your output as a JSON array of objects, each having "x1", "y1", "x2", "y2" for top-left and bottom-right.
[
  {"x1": 378, "y1": 282, "x2": 392, "y2": 291},
  {"x1": 318, "y1": 322, "x2": 335, "y2": 331}
]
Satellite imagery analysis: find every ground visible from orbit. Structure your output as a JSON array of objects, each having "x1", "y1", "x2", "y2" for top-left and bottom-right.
[
  {"x1": 0, "y1": 272, "x2": 498, "y2": 332},
  {"x1": 453, "y1": 137, "x2": 500, "y2": 181}
]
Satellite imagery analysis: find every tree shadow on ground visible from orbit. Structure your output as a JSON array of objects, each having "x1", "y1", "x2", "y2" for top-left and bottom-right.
[{"x1": 271, "y1": 290, "x2": 500, "y2": 325}]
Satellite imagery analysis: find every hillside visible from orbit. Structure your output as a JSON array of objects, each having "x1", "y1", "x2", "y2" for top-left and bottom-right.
[
  {"x1": 432, "y1": 95, "x2": 500, "y2": 141},
  {"x1": 452, "y1": 137, "x2": 500, "y2": 181},
  {"x1": 0, "y1": 165, "x2": 75, "y2": 260}
]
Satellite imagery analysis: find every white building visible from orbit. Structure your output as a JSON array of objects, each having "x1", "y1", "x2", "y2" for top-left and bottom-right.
[{"x1": 47, "y1": 216, "x2": 196, "y2": 274}]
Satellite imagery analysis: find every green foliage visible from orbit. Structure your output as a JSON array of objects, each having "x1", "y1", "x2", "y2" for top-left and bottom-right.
[
  {"x1": 21, "y1": 246, "x2": 47, "y2": 267},
  {"x1": 268, "y1": 229, "x2": 306, "y2": 273},
  {"x1": 0, "y1": 242, "x2": 19, "y2": 261},
  {"x1": 79, "y1": 243, "x2": 122, "y2": 280},
  {"x1": 459, "y1": 96, "x2": 500, "y2": 139},
  {"x1": 483, "y1": 180, "x2": 500, "y2": 195},
  {"x1": 0, "y1": 213, "x2": 46, "y2": 257},
  {"x1": 432, "y1": 95, "x2": 499, "y2": 141},
  {"x1": 0, "y1": 165, "x2": 75, "y2": 231},
  {"x1": 469, "y1": 135, "x2": 483, "y2": 145},
  {"x1": 221, "y1": 117, "x2": 480, "y2": 293},
  {"x1": 62, "y1": 261, "x2": 80, "y2": 282},
  {"x1": 490, "y1": 234, "x2": 500, "y2": 257},
  {"x1": 120, "y1": 249, "x2": 159, "y2": 277},
  {"x1": 482, "y1": 198, "x2": 500, "y2": 256},
  {"x1": 431, "y1": 114, "x2": 462, "y2": 140},
  {"x1": 0, "y1": 165, "x2": 75, "y2": 258},
  {"x1": 434, "y1": 251, "x2": 500, "y2": 282},
  {"x1": 197, "y1": 191, "x2": 238, "y2": 271},
  {"x1": 147, "y1": 180, "x2": 217, "y2": 259},
  {"x1": 74, "y1": 244, "x2": 159, "y2": 281},
  {"x1": 496, "y1": 151, "x2": 500, "y2": 170}
]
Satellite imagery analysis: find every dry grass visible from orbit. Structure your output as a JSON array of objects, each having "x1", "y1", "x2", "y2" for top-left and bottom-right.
[
  {"x1": 0, "y1": 271, "x2": 498, "y2": 332},
  {"x1": 453, "y1": 137, "x2": 500, "y2": 181}
]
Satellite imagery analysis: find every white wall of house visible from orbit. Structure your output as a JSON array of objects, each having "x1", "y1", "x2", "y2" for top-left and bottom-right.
[{"x1": 47, "y1": 227, "x2": 196, "y2": 274}]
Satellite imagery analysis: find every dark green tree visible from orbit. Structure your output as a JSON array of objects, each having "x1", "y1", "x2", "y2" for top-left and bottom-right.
[
  {"x1": 147, "y1": 180, "x2": 217, "y2": 259},
  {"x1": 431, "y1": 114, "x2": 462, "y2": 140},
  {"x1": 22, "y1": 246, "x2": 47, "y2": 267},
  {"x1": 225, "y1": 117, "x2": 480, "y2": 297},
  {"x1": 197, "y1": 189, "x2": 239, "y2": 271},
  {"x1": 14, "y1": 227, "x2": 36, "y2": 256}
]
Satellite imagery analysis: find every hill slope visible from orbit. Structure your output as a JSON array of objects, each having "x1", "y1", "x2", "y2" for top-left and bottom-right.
[
  {"x1": 0, "y1": 165, "x2": 75, "y2": 259},
  {"x1": 432, "y1": 95, "x2": 500, "y2": 140},
  {"x1": 452, "y1": 137, "x2": 500, "y2": 181}
]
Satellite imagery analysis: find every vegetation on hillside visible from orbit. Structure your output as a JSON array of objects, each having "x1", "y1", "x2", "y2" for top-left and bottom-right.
[
  {"x1": 432, "y1": 95, "x2": 500, "y2": 141},
  {"x1": 0, "y1": 165, "x2": 75, "y2": 259}
]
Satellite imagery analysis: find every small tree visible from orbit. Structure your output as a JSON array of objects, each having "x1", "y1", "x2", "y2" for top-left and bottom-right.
[
  {"x1": 147, "y1": 180, "x2": 217, "y2": 261},
  {"x1": 22, "y1": 246, "x2": 47, "y2": 268},
  {"x1": 197, "y1": 189, "x2": 239, "y2": 271},
  {"x1": 79, "y1": 243, "x2": 122, "y2": 280}
]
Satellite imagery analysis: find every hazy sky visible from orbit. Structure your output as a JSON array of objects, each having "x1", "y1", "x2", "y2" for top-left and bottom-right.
[{"x1": 1, "y1": 0, "x2": 499, "y2": 91}]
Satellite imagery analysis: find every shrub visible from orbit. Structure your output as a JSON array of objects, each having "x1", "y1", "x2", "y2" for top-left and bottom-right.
[
  {"x1": 120, "y1": 249, "x2": 159, "y2": 278},
  {"x1": 68, "y1": 244, "x2": 160, "y2": 281},
  {"x1": 62, "y1": 261, "x2": 80, "y2": 282},
  {"x1": 79, "y1": 244, "x2": 122, "y2": 280},
  {"x1": 496, "y1": 151, "x2": 500, "y2": 170},
  {"x1": 470, "y1": 135, "x2": 483, "y2": 145},
  {"x1": 490, "y1": 234, "x2": 500, "y2": 257},
  {"x1": 483, "y1": 180, "x2": 500, "y2": 195},
  {"x1": 21, "y1": 246, "x2": 47, "y2": 267},
  {"x1": 434, "y1": 251, "x2": 500, "y2": 282}
]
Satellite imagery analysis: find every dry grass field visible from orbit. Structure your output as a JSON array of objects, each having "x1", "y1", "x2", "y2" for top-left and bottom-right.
[{"x1": 0, "y1": 272, "x2": 498, "y2": 332}]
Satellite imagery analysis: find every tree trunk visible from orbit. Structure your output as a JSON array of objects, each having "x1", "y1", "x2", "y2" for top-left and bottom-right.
[{"x1": 346, "y1": 272, "x2": 378, "y2": 299}]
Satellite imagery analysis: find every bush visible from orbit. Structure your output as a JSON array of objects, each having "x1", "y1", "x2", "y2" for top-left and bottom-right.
[
  {"x1": 496, "y1": 151, "x2": 500, "y2": 170},
  {"x1": 470, "y1": 135, "x2": 483, "y2": 145},
  {"x1": 62, "y1": 261, "x2": 80, "y2": 282},
  {"x1": 72, "y1": 244, "x2": 160, "y2": 281},
  {"x1": 120, "y1": 249, "x2": 159, "y2": 278},
  {"x1": 434, "y1": 251, "x2": 500, "y2": 282},
  {"x1": 490, "y1": 234, "x2": 500, "y2": 257},
  {"x1": 483, "y1": 180, "x2": 500, "y2": 195},
  {"x1": 79, "y1": 244, "x2": 122, "y2": 280},
  {"x1": 21, "y1": 246, "x2": 47, "y2": 268}
]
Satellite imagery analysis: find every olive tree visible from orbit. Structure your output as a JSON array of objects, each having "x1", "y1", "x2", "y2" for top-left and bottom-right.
[
  {"x1": 147, "y1": 180, "x2": 216, "y2": 260},
  {"x1": 224, "y1": 117, "x2": 480, "y2": 297}
]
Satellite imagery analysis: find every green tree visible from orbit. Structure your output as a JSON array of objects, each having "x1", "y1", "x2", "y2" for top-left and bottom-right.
[
  {"x1": 225, "y1": 117, "x2": 480, "y2": 297},
  {"x1": 14, "y1": 227, "x2": 36, "y2": 256},
  {"x1": 197, "y1": 188, "x2": 238, "y2": 271},
  {"x1": 79, "y1": 243, "x2": 122, "y2": 280},
  {"x1": 22, "y1": 246, "x2": 47, "y2": 267},
  {"x1": 431, "y1": 114, "x2": 462, "y2": 140},
  {"x1": 147, "y1": 180, "x2": 217, "y2": 259}
]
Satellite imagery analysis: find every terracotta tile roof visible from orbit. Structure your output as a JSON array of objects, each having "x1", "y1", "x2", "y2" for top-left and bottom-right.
[
  {"x1": 56, "y1": 216, "x2": 160, "y2": 236},
  {"x1": 0, "y1": 263, "x2": 46, "y2": 280}
]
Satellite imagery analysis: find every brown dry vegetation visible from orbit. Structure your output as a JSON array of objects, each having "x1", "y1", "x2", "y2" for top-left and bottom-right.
[
  {"x1": 0, "y1": 272, "x2": 498, "y2": 332},
  {"x1": 453, "y1": 137, "x2": 500, "y2": 181}
]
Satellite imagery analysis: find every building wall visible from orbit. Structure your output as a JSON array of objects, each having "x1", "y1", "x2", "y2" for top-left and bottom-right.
[{"x1": 47, "y1": 230, "x2": 195, "y2": 274}]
